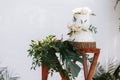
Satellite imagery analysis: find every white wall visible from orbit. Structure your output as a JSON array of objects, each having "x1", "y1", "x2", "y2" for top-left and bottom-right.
[{"x1": 0, "y1": 0, "x2": 120, "y2": 80}]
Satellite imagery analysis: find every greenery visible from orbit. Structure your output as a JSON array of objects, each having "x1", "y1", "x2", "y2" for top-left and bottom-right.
[
  {"x1": 118, "y1": 18, "x2": 120, "y2": 31},
  {"x1": 28, "y1": 35, "x2": 83, "y2": 80},
  {"x1": 93, "y1": 60, "x2": 120, "y2": 80},
  {"x1": 115, "y1": 0, "x2": 120, "y2": 31},
  {"x1": 89, "y1": 24, "x2": 97, "y2": 33},
  {"x1": 115, "y1": 0, "x2": 120, "y2": 9},
  {"x1": 68, "y1": 18, "x2": 97, "y2": 37},
  {"x1": 0, "y1": 67, "x2": 19, "y2": 80}
]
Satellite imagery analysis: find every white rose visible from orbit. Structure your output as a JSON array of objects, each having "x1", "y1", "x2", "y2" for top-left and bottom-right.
[
  {"x1": 74, "y1": 26, "x2": 81, "y2": 32},
  {"x1": 72, "y1": 8, "x2": 82, "y2": 14},
  {"x1": 72, "y1": 7, "x2": 94, "y2": 15},
  {"x1": 81, "y1": 7, "x2": 92, "y2": 15},
  {"x1": 67, "y1": 25, "x2": 81, "y2": 32}
]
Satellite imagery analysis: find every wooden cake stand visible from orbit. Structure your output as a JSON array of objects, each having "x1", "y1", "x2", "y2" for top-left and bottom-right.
[
  {"x1": 71, "y1": 42, "x2": 100, "y2": 80},
  {"x1": 42, "y1": 42, "x2": 100, "y2": 80}
]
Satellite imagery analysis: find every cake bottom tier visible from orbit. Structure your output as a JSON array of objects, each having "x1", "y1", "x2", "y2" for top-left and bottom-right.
[{"x1": 70, "y1": 42, "x2": 96, "y2": 49}]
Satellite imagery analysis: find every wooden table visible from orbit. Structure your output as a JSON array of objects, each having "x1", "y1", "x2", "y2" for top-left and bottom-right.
[{"x1": 77, "y1": 48, "x2": 100, "y2": 80}]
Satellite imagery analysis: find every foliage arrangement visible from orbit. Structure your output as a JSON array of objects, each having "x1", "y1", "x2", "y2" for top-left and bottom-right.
[
  {"x1": 0, "y1": 67, "x2": 19, "y2": 80},
  {"x1": 115, "y1": 0, "x2": 120, "y2": 31},
  {"x1": 67, "y1": 19, "x2": 97, "y2": 37},
  {"x1": 28, "y1": 35, "x2": 83, "y2": 80},
  {"x1": 119, "y1": 18, "x2": 120, "y2": 31},
  {"x1": 115, "y1": 0, "x2": 120, "y2": 9},
  {"x1": 93, "y1": 60, "x2": 120, "y2": 80}
]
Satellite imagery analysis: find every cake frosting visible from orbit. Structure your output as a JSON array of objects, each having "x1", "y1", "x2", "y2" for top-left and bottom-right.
[{"x1": 67, "y1": 7, "x2": 96, "y2": 42}]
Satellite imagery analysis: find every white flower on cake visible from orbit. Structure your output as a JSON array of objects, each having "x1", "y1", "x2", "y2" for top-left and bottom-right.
[
  {"x1": 67, "y1": 25, "x2": 89, "y2": 36},
  {"x1": 67, "y1": 7, "x2": 97, "y2": 42},
  {"x1": 72, "y1": 7, "x2": 93, "y2": 15},
  {"x1": 67, "y1": 25, "x2": 81, "y2": 36}
]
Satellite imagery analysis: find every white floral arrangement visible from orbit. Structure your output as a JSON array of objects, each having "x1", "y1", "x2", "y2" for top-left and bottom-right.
[
  {"x1": 67, "y1": 24, "x2": 89, "y2": 36},
  {"x1": 67, "y1": 25, "x2": 81, "y2": 36}
]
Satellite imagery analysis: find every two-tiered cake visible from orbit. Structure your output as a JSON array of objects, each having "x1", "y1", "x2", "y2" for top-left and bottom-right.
[{"x1": 68, "y1": 7, "x2": 96, "y2": 42}]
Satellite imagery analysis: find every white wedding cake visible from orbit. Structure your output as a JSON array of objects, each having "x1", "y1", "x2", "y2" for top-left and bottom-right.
[{"x1": 67, "y1": 7, "x2": 96, "y2": 42}]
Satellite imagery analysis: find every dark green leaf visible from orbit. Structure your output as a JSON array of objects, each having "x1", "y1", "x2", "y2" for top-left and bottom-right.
[{"x1": 69, "y1": 62, "x2": 81, "y2": 77}]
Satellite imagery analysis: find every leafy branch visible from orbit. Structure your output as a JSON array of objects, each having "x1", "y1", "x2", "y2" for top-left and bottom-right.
[
  {"x1": 89, "y1": 24, "x2": 97, "y2": 33},
  {"x1": 93, "y1": 59, "x2": 120, "y2": 80},
  {"x1": 0, "y1": 67, "x2": 19, "y2": 80},
  {"x1": 114, "y1": 0, "x2": 120, "y2": 9}
]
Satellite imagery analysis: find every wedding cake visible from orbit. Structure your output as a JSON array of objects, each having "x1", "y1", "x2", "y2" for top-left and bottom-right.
[{"x1": 67, "y1": 7, "x2": 96, "y2": 42}]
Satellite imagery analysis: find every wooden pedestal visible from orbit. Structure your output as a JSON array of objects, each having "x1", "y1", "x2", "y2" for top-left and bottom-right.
[
  {"x1": 77, "y1": 48, "x2": 100, "y2": 80},
  {"x1": 42, "y1": 42, "x2": 100, "y2": 80}
]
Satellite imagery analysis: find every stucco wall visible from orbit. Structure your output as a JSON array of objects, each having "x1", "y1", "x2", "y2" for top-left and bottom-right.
[{"x1": 0, "y1": 0, "x2": 120, "y2": 80}]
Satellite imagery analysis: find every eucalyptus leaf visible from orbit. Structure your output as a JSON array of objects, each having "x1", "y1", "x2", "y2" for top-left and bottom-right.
[{"x1": 73, "y1": 16, "x2": 77, "y2": 22}]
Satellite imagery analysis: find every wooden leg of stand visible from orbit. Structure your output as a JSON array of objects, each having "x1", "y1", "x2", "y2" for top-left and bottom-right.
[
  {"x1": 58, "y1": 64, "x2": 66, "y2": 80},
  {"x1": 83, "y1": 53, "x2": 88, "y2": 80},
  {"x1": 87, "y1": 51, "x2": 100, "y2": 80},
  {"x1": 61, "y1": 77, "x2": 66, "y2": 80},
  {"x1": 59, "y1": 73, "x2": 66, "y2": 80},
  {"x1": 42, "y1": 64, "x2": 49, "y2": 80}
]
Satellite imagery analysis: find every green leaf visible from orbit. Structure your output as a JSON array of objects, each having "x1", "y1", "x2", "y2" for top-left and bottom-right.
[
  {"x1": 89, "y1": 25, "x2": 97, "y2": 33},
  {"x1": 84, "y1": 20, "x2": 87, "y2": 23},
  {"x1": 81, "y1": 20, "x2": 83, "y2": 24},
  {"x1": 73, "y1": 16, "x2": 77, "y2": 22},
  {"x1": 91, "y1": 13, "x2": 96, "y2": 16},
  {"x1": 114, "y1": 0, "x2": 120, "y2": 9},
  {"x1": 69, "y1": 62, "x2": 81, "y2": 77},
  {"x1": 66, "y1": 50, "x2": 83, "y2": 63}
]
